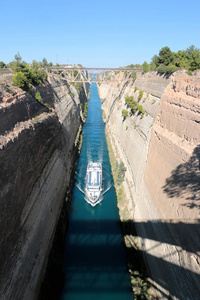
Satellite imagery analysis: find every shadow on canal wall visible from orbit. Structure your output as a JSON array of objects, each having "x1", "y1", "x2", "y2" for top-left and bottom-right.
[
  {"x1": 40, "y1": 218, "x2": 200, "y2": 299},
  {"x1": 163, "y1": 145, "x2": 200, "y2": 210},
  {"x1": 123, "y1": 218, "x2": 200, "y2": 299}
]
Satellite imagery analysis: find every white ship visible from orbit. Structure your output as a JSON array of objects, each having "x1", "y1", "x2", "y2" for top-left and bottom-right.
[{"x1": 85, "y1": 162, "x2": 103, "y2": 206}]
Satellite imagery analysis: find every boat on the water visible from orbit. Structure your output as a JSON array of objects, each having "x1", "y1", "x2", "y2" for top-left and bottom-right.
[{"x1": 85, "y1": 162, "x2": 103, "y2": 206}]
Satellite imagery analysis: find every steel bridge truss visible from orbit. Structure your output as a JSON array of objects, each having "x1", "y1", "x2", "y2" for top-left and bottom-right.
[{"x1": 50, "y1": 66, "x2": 142, "y2": 83}]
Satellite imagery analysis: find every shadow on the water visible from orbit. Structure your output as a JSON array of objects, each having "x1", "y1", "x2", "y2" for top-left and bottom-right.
[
  {"x1": 61, "y1": 219, "x2": 200, "y2": 299},
  {"x1": 60, "y1": 218, "x2": 132, "y2": 300},
  {"x1": 163, "y1": 145, "x2": 200, "y2": 210},
  {"x1": 39, "y1": 218, "x2": 200, "y2": 300}
]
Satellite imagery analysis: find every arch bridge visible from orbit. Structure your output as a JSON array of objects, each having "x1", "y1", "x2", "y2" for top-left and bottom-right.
[{"x1": 49, "y1": 66, "x2": 142, "y2": 83}]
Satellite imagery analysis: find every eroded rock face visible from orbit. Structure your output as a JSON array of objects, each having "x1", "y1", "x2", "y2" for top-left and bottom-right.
[
  {"x1": 0, "y1": 73, "x2": 88, "y2": 299},
  {"x1": 145, "y1": 71, "x2": 200, "y2": 219},
  {"x1": 142, "y1": 72, "x2": 200, "y2": 299},
  {"x1": 98, "y1": 70, "x2": 200, "y2": 299}
]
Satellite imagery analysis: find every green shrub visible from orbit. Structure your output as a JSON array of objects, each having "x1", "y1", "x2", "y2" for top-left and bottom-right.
[
  {"x1": 83, "y1": 102, "x2": 88, "y2": 119},
  {"x1": 35, "y1": 91, "x2": 42, "y2": 102},
  {"x1": 44, "y1": 103, "x2": 52, "y2": 109},
  {"x1": 122, "y1": 109, "x2": 128, "y2": 121},
  {"x1": 134, "y1": 86, "x2": 138, "y2": 92},
  {"x1": 138, "y1": 90, "x2": 143, "y2": 101},
  {"x1": 125, "y1": 96, "x2": 138, "y2": 115},
  {"x1": 118, "y1": 188, "x2": 123, "y2": 201},
  {"x1": 115, "y1": 161, "x2": 126, "y2": 186},
  {"x1": 130, "y1": 101, "x2": 138, "y2": 115},
  {"x1": 118, "y1": 188, "x2": 123, "y2": 196},
  {"x1": 41, "y1": 58, "x2": 48, "y2": 67},
  {"x1": 125, "y1": 96, "x2": 134, "y2": 106},
  {"x1": 30, "y1": 68, "x2": 44, "y2": 85},
  {"x1": 0, "y1": 61, "x2": 6, "y2": 68},
  {"x1": 138, "y1": 105, "x2": 145, "y2": 118},
  {"x1": 131, "y1": 71, "x2": 137, "y2": 83},
  {"x1": 157, "y1": 64, "x2": 167, "y2": 74},
  {"x1": 165, "y1": 65, "x2": 179, "y2": 76},
  {"x1": 157, "y1": 64, "x2": 178, "y2": 76},
  {"x1": 37, "y1": 68, "x2": 47, "y2": 81},
  {"x1": 142, "y1": 61, "x2": 150, "y2": 73},
  {"x1": 12, "y1": 72, "x2": 29, "y2": 89},
  {"x1": 10, "y1": 59, "x2": 47, "y2": 89}
]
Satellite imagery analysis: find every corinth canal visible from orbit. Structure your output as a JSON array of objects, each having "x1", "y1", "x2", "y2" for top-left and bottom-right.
[{"x1": 60, "y1": 83, "x2": 132, "y2": 299}]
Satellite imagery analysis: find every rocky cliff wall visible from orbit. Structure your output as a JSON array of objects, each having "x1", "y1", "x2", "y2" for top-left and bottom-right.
[
  {"x1": 98, "y1": 70, "x2": 200, "y2": 299},
  {"x1": 0, "y1": 73, "x2": 89, "y2": 299}
]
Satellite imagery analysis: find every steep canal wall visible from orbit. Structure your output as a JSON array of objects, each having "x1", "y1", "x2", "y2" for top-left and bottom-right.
[
  {"x1": 98, "y1": 70, "x2": 200, "y2": 299},
  {"x1": 0, "y1": 71, "x2": 89, "y2": 300}
]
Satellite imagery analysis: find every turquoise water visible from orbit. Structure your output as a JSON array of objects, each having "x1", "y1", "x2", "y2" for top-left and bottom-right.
[{"x1": 61, "y1": 83, "x2": 132, "y2": 300}]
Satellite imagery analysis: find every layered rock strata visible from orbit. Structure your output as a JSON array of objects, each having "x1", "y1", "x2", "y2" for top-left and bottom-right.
[
  {"x1": 0, "y1": 72, "x2": 89, "y2": 300},
  {"x1": 98, "y1": 70, "x2": 200, "y2": 299}
]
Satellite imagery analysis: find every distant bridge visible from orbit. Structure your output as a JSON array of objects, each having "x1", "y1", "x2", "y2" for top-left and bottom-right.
[
  {"x1": 49, "y1": 66, "x2": 142, "y2": 83},
  {"x1": 51, "y1": 66, "x2": 142, "y2": 71}
]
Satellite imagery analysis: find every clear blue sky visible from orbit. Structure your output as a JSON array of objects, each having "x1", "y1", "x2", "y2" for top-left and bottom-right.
[{"x1": 1, "y1": 0, "x2": 200, "y2": 67}]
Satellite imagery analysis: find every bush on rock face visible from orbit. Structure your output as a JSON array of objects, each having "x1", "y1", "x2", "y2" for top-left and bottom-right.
[
  {"x1": 138, "y1": 105, "x2": 145, "y2": 118},
  {"x1": 12, "y1": 72, "x2": 29, "y2": 89},
  {"x1": 115, "y1": 161, "x2": 126, "y2": 186},
  {"x1": 138, "y1": 90, "x2": 143, "y2": 101},
  {"x1": 35, "y1": 91, "x2": 42, "y2": 102},
  {"x1": 122, "y1": 109, "x2": 128, "y2": 121}
]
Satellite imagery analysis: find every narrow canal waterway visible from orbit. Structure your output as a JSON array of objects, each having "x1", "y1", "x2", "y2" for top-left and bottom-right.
[{"x1": 61, "y1": 83, "x2": 132, "y2": 300}]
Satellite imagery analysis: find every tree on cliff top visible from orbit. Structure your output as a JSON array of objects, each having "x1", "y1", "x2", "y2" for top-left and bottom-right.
[
  {"x1": 15, "y1": 52, "x2": 22, "y2": 63},
  {"x1": 11, "y1": 54, "x2": 48, "y2": 89},
  {"x1": 41, "y1": 58, "x2": 48, "y2": 67},
  {"x1": 157, "y1": 47, "x2": 174, "y2": 66},
  {"x1": 186, "y1": 45, "x2": 200, "y2": 71},
  {"x1": 154, "y1": 45, "x2": 200, "y2": 73},
  {"x1": 142, "y1": 61, "x2": 150, "y2": 73}
]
